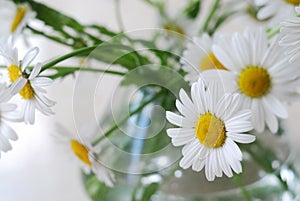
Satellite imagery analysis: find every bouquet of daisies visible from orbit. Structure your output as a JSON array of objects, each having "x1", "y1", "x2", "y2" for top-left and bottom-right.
[{"x1": 0, "y1": 0, "x2": 300, "y2": 200}]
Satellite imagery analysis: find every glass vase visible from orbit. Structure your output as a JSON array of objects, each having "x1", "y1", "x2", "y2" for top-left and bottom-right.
[{"x1": 83, "y1": 84, "x2": 300, "y2": 201}]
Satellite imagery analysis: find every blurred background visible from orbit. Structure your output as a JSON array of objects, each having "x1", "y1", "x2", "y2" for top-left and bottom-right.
[{"x1": 0, "y1": 0, "x2": 299, "y2": 200}]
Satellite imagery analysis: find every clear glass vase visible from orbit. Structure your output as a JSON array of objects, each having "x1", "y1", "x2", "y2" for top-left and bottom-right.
[{"x1": 83, "y1": 85, "x2": 300, "y2": 201}]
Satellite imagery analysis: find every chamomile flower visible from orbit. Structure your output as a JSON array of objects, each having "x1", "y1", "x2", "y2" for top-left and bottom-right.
[
  {"x1": 166, "y1": 78, "x2": 255, "y2": 181},
  {"x1": 180, "y1": 33, "x2": 226, "y2": 84},
  {"x1": 0, "y1": 0, "x2": 35, "y2": 37},
  {"x1": 204, "y1": 28, "x2": 300, "y2": 133},
  {"x1": 0, "y1": 38, "x2": 55, "y2": 124},
  {"x1": 0, "y1": 83, "x2": 18, "y2": 157},
  {"x1": 55, "y1": 124, "x2": 115, "y2": 187},
  {"x1": 255, "y1": 0, "x2": 299, "y2": 24},
  {"x1": 279, "y1": 6, "x2": 300, "y2": 62}
]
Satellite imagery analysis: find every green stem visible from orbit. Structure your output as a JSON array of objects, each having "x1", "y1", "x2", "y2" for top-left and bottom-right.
[
  {"x1": 244, "y1": 142, "x2": 289, "y2": 192},
  {"x1": 275, "y1": 172, "x2": 289, "y2": 192},
  {"x1": 61, "y1": 67, "x2": 125, "y2": 75},
  {"x1": 92, "y1": 90, "x2": 164, "y2": 146},
  {"x1": 267, "y1": 25, "x2": 281, "y2": 38},
  {"x1": 144, "y1": 0, "x2": 167, "y2": 19},
  {"x1": 27, "y1": 25, "x2": 72, "y2": 47},
  {"x1": 115, "y1": 0, "x2": 125, "y2": 32},
  {"x1": 41, "y1": 45, "x2": 99, "y2": 72},
  {"x1": 200, "y1": 0, "x2": 220, "y2": 33},
  {"x1": 233, "y1": 173, "x2": 253, "y2": 201},
  {"x1": 48, "y1": 66, "x2": 126, "y2": 80}
]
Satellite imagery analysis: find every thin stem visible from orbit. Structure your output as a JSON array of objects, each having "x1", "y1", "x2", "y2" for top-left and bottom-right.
[
  {"x1": 115, "y1": 0, "x2": 125, "y2": 32},
  {"x1": 275, "y1": 172, "x2": 289, "y2": 191},
  {"x1": 233, "y1": 173, "x2": 253, "y2": 201},
  {"x1": 92, "y1": 90, "x2": 164, "y2": 146},
  {"x1": 68, "y1": 67, "x2": 125, "y2": 76},
  {"x1": 48, "y1": 66, "x2": 126, "y2": 80},
  {"x1": 144, "y1": 0, "x2": 167, "y2": 19},
  {"x1": 267, "y1": 25, "x2": 281, "y2": 38},
  {"x1": 27, "y1": 25, "x2": 72, "y2": 47},
  {"x1": 244, "y1": 143, "x2": 289, "y2": 192},
  {"x1": 41, "y1": 45, "x2": 99, "y2": 72},
  {"x1": 200, "y1": 0, "x2": 220, "y2": 33}
]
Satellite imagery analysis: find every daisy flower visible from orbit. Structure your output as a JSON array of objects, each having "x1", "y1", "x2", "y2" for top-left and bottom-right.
[
  {"x1": 0, "y1": 83, "x2": 18, "y2": 158},
  {"x1": 0, "y1": 38, "x2": 55, "y2": 124},
  {"x1": 55, "y1": 124, "x2": 115, "y2": 187},
  {"x1": 279, "y1": 6, "x2": 300, "y2": 62},
  {"x1": 0, "y1": 0, "x2": 35, "y2": 37},
  {"x1": 254, "y1": 0, "x2": 299, "y2": 24},
  {"x1": 180, "y1": 33, "x2": 226, "y2": 84},
  {"x1": 204, "y1": 28, "x2": 300, "y2": 133},
  {"x1": 166, "y1": 78, "x2": 255, "y2": 181}
]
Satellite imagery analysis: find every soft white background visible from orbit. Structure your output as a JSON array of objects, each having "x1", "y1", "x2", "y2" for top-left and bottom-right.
[{"x1": 0, "y1": 0, "x2": 300, "y2": 201}]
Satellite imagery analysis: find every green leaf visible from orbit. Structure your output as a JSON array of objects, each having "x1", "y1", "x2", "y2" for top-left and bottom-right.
[
  {"x1": 120, "y1": 65, "x2": 189, "y2": 96},
  {"x1": 86, "y1": 24, "x2": 118, "y2": 37},
  {"x1": 184, "y1": 0, "x2": 201, "y2": 19},
  {"x1": 24, "y1": 0, "x2": 84, "y2": 32},
  {"x1": 140, "y1": 183, "x2": 159, "y2": 201},
  {"x1": 90, "y1": 43, "x2": 150, "y2": 70},
  {"x1": 47, "y1": 67, "x2": 77, "y2": 80}
]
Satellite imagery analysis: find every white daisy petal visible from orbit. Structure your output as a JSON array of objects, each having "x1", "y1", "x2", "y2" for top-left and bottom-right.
[
  {"x1": 1, "y1": 122, "x2": 18, "y2": 141},
  {"x1": 226, "y1": 121, "x2": 254, "y2": 133},
  {"x1": 225, "y1": 109, "x2": 252, "y2": 125},
  {"x1": 263, "y1": 94, "x2": 288, "y2": 119},
  {"x1": 192, "y1": 158, "x2": 205, "y2": 172},
  {"x1": 225, "y1": 138, "x2": 243, "y2": 161},
  {"x1": 211, "y1": 149, "x2": 222, "y2": 177},
  {"x1": 10, "y1": 77, "x2": 27, "y2": 95},
  {"x1": 166, "y1": 111, "x2": 195, "y2": 128},
  {"x1": 182, "y1": 140, "x2": 201, "y2": 158},
  {"x1": 202, "y1": 70, "x2": 236, "y2": 93},
  {"x1": 191, "y1": 82, "x2": 205, "y2": 114},
  {"x1": 175, "y1": 99, "x2": 197, "y2": 119},
  {"x1": 227, "y1": 132, "x2": 256, "y2": 144},
  {"x1": 180, "y1": 150, "x2": 196, "y2": 169},
  {"x1": 179, "y1": 89, "x2": 195, "y2": 113},
  {"x1": 217, "y1": 149, "x2": 233, "y2": 177},
  {"x1": 205, "y1": 156, "x2": 215, "y2": 181},
  {"x1": 0, "y1": 103, "x2": 16, "y2": 112},
  {"x1": 0, "y1": 134, "x2": 12, "y2": 152},
  {"x1": 22, "y1": 47, "x2": 39, "y2": 70},
  {"x1": 212, "y1": 45, "x2": 238, "y2": 71},
  {"x1": 251, "y1": 99, "x2": 265, "y2": 133},
  {"x1": 223, "y1": 140, "x2": 242, "y2": 173},
  {"x1": 28, "y1": 63, "x2": 42, "y2": 80},
  {"x1": 167, "y1": 128, "x2": 194, "y2": 138},
  {"x1": 264, "y1": 106, "x2": 278, "y2": 133},
  {"x1": 92, "y1": 162, "x2": 115, "y2": 187}
]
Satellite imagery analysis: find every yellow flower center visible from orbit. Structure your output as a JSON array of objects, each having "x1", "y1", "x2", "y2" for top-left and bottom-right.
[
  {"x1": 164, "y1": 24, "x2": 185, "y2": 35},
  {"x1": 8, "y1": 64, "x2": 34, "y2": 99},
  {"x1": 200, "y1": 53, "x2": 227, "y2": 71},
  {"x1": 11, "y1": 5, "x2": 28, "y2": 33},
  {"x1": 70, "y1": 140, "x2": 92, "y2": 166},
  {"x1": 195, "y1": 113, "x2": 226, "y2": 148},
  {"x1": 238, "y1": 66, "x2": 271, "y2": 98},
  {"x1": 285, "y1": 0, "x2": 300, "y2": 5}
]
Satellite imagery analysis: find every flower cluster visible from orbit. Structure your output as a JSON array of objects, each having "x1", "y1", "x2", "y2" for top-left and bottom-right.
[
  {"x1": 167, "y1": 19, "x2": 300, "y2": 181},
  {"x1": 0, "y1": 0, "x2": 115, "y2": 188},
  {"x1": 0, "y1": 1, "x2": 55, "y2": 158},
  {"x1": 1, "y1": 0, "x2": 300, "y2": 197}
]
